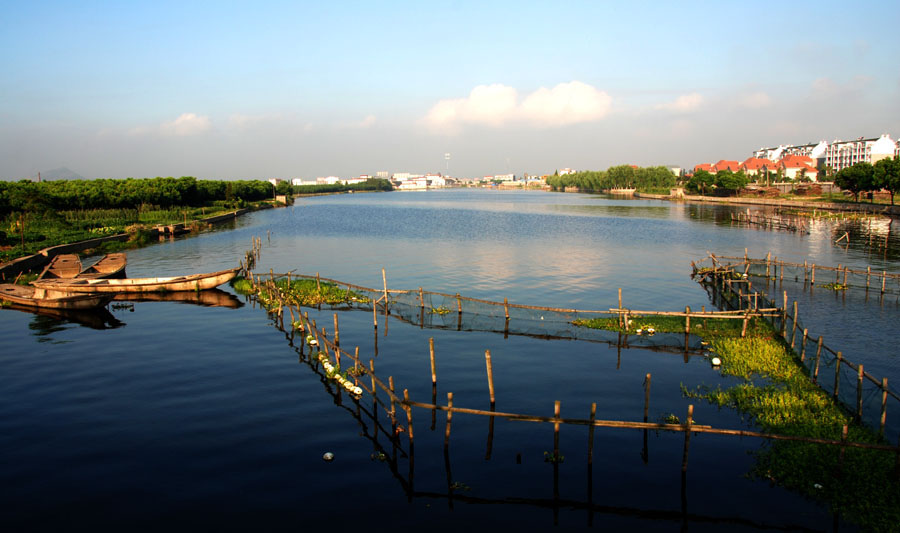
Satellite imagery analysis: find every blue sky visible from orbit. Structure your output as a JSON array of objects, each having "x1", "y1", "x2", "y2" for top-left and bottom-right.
[{"x1": 2, "y1": 0, "x2": 898, "y2": 179}]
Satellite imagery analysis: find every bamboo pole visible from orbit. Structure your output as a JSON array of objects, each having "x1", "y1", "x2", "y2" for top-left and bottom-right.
[
  {"x1": 553, "y1": 401, "x2": 561, "y2": 458},
  {"x1": 485, "y1": 350, "x2": 496, "y2": 405},
  {"x1": 681, "y1": 404, "x2": 694, "y2": 472},
  {"x1": 419, "y1": 287, "x2": 424, "y2": 309},
  {"x1": 333, "y1": 313, "x2": 340, "y2": 347},
  {"x1": 800, "y1": 329, "x2": 808, "y2": 362},
  {"x1": 370, "y1": 359, "x2": 377, "y2": 400},
  {"x1": 444, "y1": 392, "x2": 453, "y2": 448},
  {"x1": 429, "y1": 337, "x2": 437, "y2": 385},
  {"x1": 403, "y1": 389, "x2": 414, "y2": 444},
  {"x1": 504, "y1": 298, "x2": 510, "y2": 320},
  {"x1": 881, "y1": 378, "x2": 889, "y2": 439},
  {"x1": 382, "y1": 268, "x2": 388, "y2": 306},
  {"x1": 643, "y1": 373, "x2": 651, "y2": 423},
  {"x1": 684, "y1": 306, "x2": 690, "y2": 334},
  {"x1": 588, "y1": 403, "x2": 597, "y2": 466},
  {"x1": 811, "y1": 264, "x2": 816, "y2": 285},
  {"x1": 834, "y1": 351, "x2": 843, "y2": 399},
  {"x1": 389, "y1": 376, "x2": 396, "y2": 425},
  {"x1": 857, "y1": 364, "x2": 864, "y2": 421},
  {"x1": 883, "y1": 271, "x2": 887, "y2": 294},
  {"x1": 790, "y1": 300, "x2": 799, "y2": 349},
  {"x1": 456, "y1": 293, "x2": 462, "y2": 314},
  {"x1": 813, "y1": 337, "x2": 823, "y2": 381}
]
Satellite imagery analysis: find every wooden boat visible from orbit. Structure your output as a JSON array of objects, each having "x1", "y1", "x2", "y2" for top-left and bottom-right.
[
  {"x1": 78, "y1": 253, "x2": 127, "y2": 279},
  {"x1": 0, "y1": 283, "x2": 114, "y2": 309},
  {"x1": 32, "y1": 267, "x2": 240, "y2": 294},
  {"x1": 38, "y1": 254, "x2": 82, "y2": 279}
]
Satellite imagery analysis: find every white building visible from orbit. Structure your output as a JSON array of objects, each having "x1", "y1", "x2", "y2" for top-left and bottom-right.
[
  {"x1": 268, "y1": 178, "x2": 283, "y2": 187},
  {"x1": 753, "y1": 134, "x2": 897, "y2": 173},
  {"x1": 291, "y1": 178, "x2": 317, "y2": 186}
]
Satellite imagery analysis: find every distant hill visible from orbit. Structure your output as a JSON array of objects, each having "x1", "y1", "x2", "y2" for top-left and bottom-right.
[{"x1": 32, "y1": 167, "x2": 86, "y2": 181}]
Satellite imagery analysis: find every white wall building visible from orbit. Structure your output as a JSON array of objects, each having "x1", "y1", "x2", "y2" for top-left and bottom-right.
[{"x1": 753, "y1": 134, "x2": 897, "y2": 173}]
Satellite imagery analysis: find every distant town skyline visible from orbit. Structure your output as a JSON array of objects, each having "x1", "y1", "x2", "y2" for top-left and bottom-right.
[{"x1": 2, "y1": 1, "x2": 898, "y2": 181}]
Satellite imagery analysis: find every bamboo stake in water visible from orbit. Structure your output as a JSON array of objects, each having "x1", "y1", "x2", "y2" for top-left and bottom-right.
[
  {"x1": 333, "y1": 313, "x2": 340, "y2": 347},
  {"x1": 444, "y1": 392, "x2": 453, "y2": 448},
  {"x1": 588, "y1": 402, "x2": 597, "y2": 465},
  {"x1": 681, "y1": 404, "x2": 694, "y2": 472},
  {"x1": 485, "y1": 350, "x2": 496, "y2": 405},
  {"x1": 834, "y1": 351, "x2": 843, "y2": 399},
  {"x1": 429, "y1": 337, "x2": 437, "y2": 385},
  {"x1": 643, "y1": 373, "x2": 651, "y2": 423},
  {"x1": 800, "y1": 329, "x2": 808, "y2": 362},
  {"x1": 813, "y1": 337, "x2": 824, "y2": 381},
  {"x1": 880, "y1": 377, "x2": 888, "y2": 439},
  {"x1": 553, "y1": 401, "x2": 561, "y2": 459},
  {"x1": 857, "y1": 364, "x2": 864, "y2": 421},
  {"x1": 403, "y1": 389, "x2": 414, "y2": 444}
]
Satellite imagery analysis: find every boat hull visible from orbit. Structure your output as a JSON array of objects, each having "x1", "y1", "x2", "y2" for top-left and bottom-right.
[
  {"x1": 32, "y1": 267, "x2": 240, "y2": 294},
  {"x1": 1, "y1": 284, "x2": 114, "y2": 309}
]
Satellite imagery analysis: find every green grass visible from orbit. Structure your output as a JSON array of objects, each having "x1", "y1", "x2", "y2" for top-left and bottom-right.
[
  {"x1": 575, "y1": 311, "x2": 900, "y2": 530},
  {"x1": 1, "y1": 203, "x2": 261, "y2": 263},
  {"x1": 231, "y1": 276, "x2": 370, "y2": 309}
]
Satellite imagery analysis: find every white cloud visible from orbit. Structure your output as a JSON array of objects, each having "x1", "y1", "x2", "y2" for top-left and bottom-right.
[
  {"x1": 423, "y1": 81, "x2": 611, "y2": 132},
  {"x1": 737, "y1": 91, "x2": 771, "y2": 109},
  {"x1": 161, "y1": 113, "x2": 211, "y2": 136},
  {"x1": 655, "y1": 92, "x2": 703, "y2": 113}
]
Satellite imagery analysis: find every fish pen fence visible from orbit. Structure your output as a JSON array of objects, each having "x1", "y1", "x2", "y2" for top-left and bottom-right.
[
  {"x1": 259, "y1": 310, "x2": 829, "y2": 529},
  {"x1": 693, "y1": 252, "x2": 900, "y2": 440},
  {"x1": 236, "y1": 256, "x2": 900, "y2": 478},
  {"x1": 729, "y1": 209, "x2": 810, "y2": 233},
  {"x1": 706, "y1": 250, "x2": 900, "y2": 297}
]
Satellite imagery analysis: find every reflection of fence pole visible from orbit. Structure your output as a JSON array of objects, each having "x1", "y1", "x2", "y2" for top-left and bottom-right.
[
  {"x1": 403, "y1": 389, "x2": 414, "y2": 445},
  {"x1": 588, "y1": 402, "x2": 597, "y2": 465},
  {"x1": 681, "y1": 404, "x2": 694, "y2": 472},
  {"x1": 445, "y1": 393, "x2": 453, "y2": 448}
]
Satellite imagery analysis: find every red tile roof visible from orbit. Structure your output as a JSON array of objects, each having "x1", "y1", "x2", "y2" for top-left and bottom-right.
[
  {"x1": 741, "y1": 157, "x2": 774, "y2": 171},
  {"x1": 694, "y1": 163, "x2": 713, "y2": 172},
  {"x1": 712, "y1": 160, "x2": 741, "y2": 172}
]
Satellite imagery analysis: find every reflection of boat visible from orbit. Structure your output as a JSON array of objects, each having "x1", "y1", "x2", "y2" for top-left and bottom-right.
[
  {"x1": 38, "y1": 254, "x2": 82, "y2": 279},
  {"x1": 113, "y1": 288, "x2": 244, "y2": 308},
  {"x1": 4, "y1": 303, "x2": 125, "y2": 330},
  {"x1": 32, "y1": 267, "x2": 240, "y2": 294},
  {"x1": 78, "y1": 253, "x2": 127, "y2": 279},
  {"x1": 0, "y1": 283, "x2": 114, "y2": 309}
]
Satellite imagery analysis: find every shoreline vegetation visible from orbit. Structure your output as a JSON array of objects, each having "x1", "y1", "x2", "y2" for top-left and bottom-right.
[
  {"x1": 0, "y1": 177, "x2": 394, "y2": 266},
  {"x1": 574, "y1": 312, "x2": 899, "y2": 531}
]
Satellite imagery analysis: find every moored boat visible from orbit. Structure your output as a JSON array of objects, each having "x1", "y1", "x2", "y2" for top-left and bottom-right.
[
  {"x1": 78, "y1": 253, "x2": 127, "y2": 279},
  {"x1": 0, "y1": 283, "x2": 114, "y2": 309},
  {"x1": 32, "y1": 267, "x2": 240, "y2": 294},
  {"x1": 37, "y1": 254, "x2": 83, "y2": 279}
]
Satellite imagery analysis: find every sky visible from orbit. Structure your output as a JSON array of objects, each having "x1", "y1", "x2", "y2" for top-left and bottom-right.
[{"x1": 1, "y1": 0, "x2": 899, "y2": 180}]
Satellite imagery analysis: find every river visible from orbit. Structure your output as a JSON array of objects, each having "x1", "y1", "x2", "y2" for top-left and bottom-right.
[{"x1": 2, "y1": 189, "x2": 898, "y2": 531}]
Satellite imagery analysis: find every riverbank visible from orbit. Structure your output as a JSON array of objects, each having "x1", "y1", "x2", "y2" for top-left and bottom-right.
[
  {"x1": 634, "y1": 191, "x2": 900, "y2": 216},
  {"x1": 0, "y1": 204, "x2": 268, "y2": 280}
]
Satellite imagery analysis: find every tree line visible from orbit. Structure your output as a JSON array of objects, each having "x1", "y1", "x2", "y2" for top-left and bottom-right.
[
  {"x1": 545, "y1": 165, "x2": 677, "y2": 192},
  {"x1": 0, "y1": 177, "x2": 276, "y2": 216},
  {"x1": 833, "y1": 157, "x2": 900, "y2": 204}
]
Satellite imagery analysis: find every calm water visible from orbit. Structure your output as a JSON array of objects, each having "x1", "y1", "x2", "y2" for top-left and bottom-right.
[{"x1": 2, "y1": 189, "x2": 898, "y2": 531}]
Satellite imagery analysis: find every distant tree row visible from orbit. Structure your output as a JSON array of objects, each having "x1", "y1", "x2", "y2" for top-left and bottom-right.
[
  {"x1": 293, "y1": 178, "x2": 393, "y2": 195},
  {"x1": 0, "y1": 177, "x2": 275, "y2": 216},
  {"x1": 833, "y1": 157, "x2": 900, "y2": 204},
  {"x1": 545, "y1": 165, "x2": 676, "y2": 192}
]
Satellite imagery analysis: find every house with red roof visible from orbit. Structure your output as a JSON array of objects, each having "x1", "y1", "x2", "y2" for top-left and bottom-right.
[
  {"x1": 694, "y1": 163, "x2": 713, "y2": 174},
  {"x1": 712, "y1": 160, "x2": 741, "y2": 173},
  {"x1": 740, "y1": 157, "x2": 775, "y2": 177},
  {"x1": 778, "y1": 155, "x2": 819, "y2": 181}
]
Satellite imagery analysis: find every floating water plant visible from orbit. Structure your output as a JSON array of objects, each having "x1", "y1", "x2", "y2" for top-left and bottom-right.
[
  {"x1": 429, "y1": 305, "x2": 451, "y2": 315},
  {"x1": 821, "y1": 282, "x2": 848, "y2": 291}
]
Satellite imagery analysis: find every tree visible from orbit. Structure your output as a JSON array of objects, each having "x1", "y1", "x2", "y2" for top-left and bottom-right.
[
  {"x1": 714, "y1": 170, "x2": 748, "y2": 195},
  {"x1": 873, "y1": 156, "x2": 900, "y2": 205},
  {"x1": 687, "y1": 170, "x2": 715, "y2": 195},
  {"x1": 834, "y1": 162, "x2": 874, "y2": 202}
]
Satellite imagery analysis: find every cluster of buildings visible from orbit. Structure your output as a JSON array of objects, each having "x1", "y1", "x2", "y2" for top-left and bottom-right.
[
  {"x1": 271, "y1": 171, "x2": 547, "y2": 190},
  {"x1": 694, "y1": 133, "x2": 899, "y2": 182}
]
